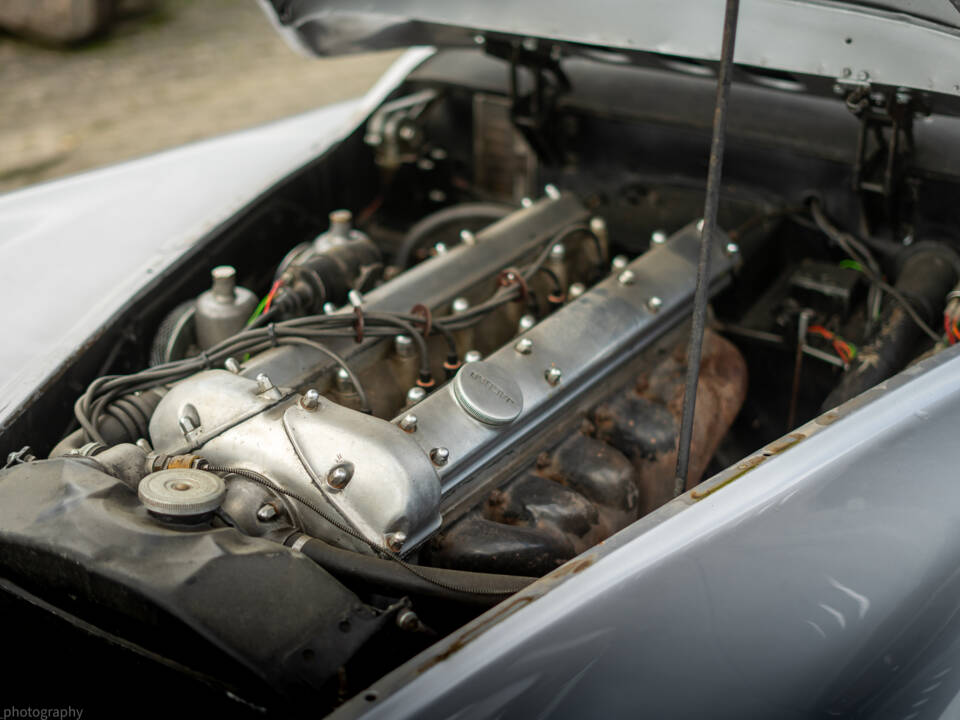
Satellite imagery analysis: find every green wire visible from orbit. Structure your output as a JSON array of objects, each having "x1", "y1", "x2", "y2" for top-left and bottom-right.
[
  {"x1": 839, "y1": 259, "x2": 864, "y2": 272},
  {"x1": 247, "y1": 294, "x2": 270, "y2": 326}
]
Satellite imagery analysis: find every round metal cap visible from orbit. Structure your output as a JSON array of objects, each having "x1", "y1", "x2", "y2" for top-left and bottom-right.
[
  {"x1": 138, "y1": 469, "x2": 226, "y2": 518},
  {"x1": 453, "y1": 361, "x2": 523, "y2": 426}
]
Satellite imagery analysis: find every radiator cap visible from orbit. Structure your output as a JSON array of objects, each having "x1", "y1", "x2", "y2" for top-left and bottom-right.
[
  {"x1": 453, "y1": 361, "x2": 523, "y2": 425},
  {"x1": 139, "y1": 469, "x2": 226, "y2": 523}
]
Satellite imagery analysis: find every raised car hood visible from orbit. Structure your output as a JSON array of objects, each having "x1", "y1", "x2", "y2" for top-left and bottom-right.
[{"x1": 262, "y1": 0, "x2": 960, "y2": 99}]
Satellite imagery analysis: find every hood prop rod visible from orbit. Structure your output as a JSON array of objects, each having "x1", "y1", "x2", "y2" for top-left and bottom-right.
[{"x1": 674, "y1": 0, "x2": 740, "y2": 497}]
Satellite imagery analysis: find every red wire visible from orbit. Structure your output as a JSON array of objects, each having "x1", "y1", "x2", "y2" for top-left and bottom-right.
[
  {"x1": 945, "y1": 315, "x2": 956, "y2": 345},
  {"x1": 263, "y1": 279, "x2": 283, "y2": 313}
]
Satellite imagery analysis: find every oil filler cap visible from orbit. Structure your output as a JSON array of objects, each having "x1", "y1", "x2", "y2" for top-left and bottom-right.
[
  {"x1": 453, "y1": 360, "x2": 523, "y2": 426},
  {"x1": 138, "y1": 469, "x2": 226, "y2": 523}
]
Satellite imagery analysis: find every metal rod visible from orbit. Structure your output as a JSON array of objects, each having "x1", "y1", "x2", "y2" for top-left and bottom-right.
[{"x1": 673, "y1": 0, "x2": 740, "y2": 497}]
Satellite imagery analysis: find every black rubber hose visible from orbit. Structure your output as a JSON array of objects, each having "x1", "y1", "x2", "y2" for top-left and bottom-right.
[
  {"x1": 394, "y1": 203, "x2": 513, "y2": 269},
  {"x1": 291, "y1": 535, "x2": 535, "y2": 607},
  {"x1": 822, "y1": 247, "x2": 958, "y2": 410},
  {"x1": 51, "y1": 388, "x2": 165, "y2": 457}
]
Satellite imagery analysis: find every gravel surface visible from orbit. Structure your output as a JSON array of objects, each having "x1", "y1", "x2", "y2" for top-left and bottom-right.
[{"x1": 0, "y1": 0, "x2": 400, "y2": 193}]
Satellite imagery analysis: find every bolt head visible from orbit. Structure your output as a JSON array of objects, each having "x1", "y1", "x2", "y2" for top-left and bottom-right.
[
  {"x1": 433, "y1": 241, "x2": 448, "y2": 255},
  {"x1": 520, "y1": 197, "x2": 533, "y2": 208},
  {"x1": 394, "y1": 334, "x2": 415, "y2": 357},
  {"x1": 430, "y1": 447, "x2": 450, "y2": 466},
  {"x1": 696, "y1": 219, "x2": 705, "y2": 232},
  {"x1": 452, "y1": 297, "x2": 470, "y2": 313},
  {"x1": 300, "y1": 389, "x2": 321, "y2": 411},
  {"x1": 464, "y1": 350, "x2": 483, "y2": 363},
  {"x1": 385, "y1": 531, "x2": 407, "y2": 552},
  {"x1": 725, "y1": 241, "x2": 740, "y2": 256},
  {"x1": 515, "y1": 337, "x2": 534, "y2": 355},
  {"x1": 545, "y1": 366, "x2": 563, "y2": 386},
  {"x1": 518, "y1": 314, "x2": 536, "y2": 332},
  {"x1": 428, "y1": 189, "x2": 447, "y2": 203},
  {"x1": 549, "y1": 242, "x2": 566, "y2": 260},
  {"x1": 544, "y1": 184, "x2": 561, "y2": 200},
  {"x1": 399, "y1": 414, "x2": 418, "y2": 433},
  {"x1": 611, "y1": 255, "x2": 629, "y2": 271},
  {"x1": 398, "y1": 124, "x2": 416, "y2": 141},
  {"x1": 406, "y1": 386, "x2": 426, "y2": 406},
  {"x1": 473, "y1": 34, "x2": 485, "y2": 45},
  {"x1": 335, "y1": 368, "x2": 354, "y2": 393},
  {"x1": 646, "y1": 296, "x2": 663, "y2": 313},
  {"x1": 257, "y1": 504, "x2": 278, "y2": 522},
  {"x1": 224, "y1": 357, "x2": 241, "y2": 374},
  {"x1": 459, "y1": 229, "x2": 476, "y2": 246},
  {"x1": 327, "y1": 462, "x2": 355, "y2": 490},
  {"x1": 256, "y1": 373, "x2": 273, "y2": 393},
  {"x1": 618, "y1": 270, "x2": 636, "y2": 286},
  {"x1": 651, "y1": 230, "x2": 668, "y2": 246},
  {"x1": 567, "y1": 282, "x2": 585, "y2": 300}
]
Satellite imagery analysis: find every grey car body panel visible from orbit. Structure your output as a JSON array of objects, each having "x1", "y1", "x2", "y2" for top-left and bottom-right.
[
  {"x1": 335, "y1": 345, "x2": 960, "y2": 719},
  {"x1": 264, "y1": 0, "x2": 960, "y2": 98},
  {"x1": 0, "y1": 48, "x2": 433, "y2": 436}
]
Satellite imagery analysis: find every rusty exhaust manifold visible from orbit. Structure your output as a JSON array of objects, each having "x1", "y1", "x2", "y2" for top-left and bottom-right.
[{"x1": 424, "y1": 330, "x2": 747, "y2": 576}]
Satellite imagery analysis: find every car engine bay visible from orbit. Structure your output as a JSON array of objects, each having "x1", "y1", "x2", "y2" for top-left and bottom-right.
[{"x1": 3, "y1": 44, "x2": 960, "y2": 713}]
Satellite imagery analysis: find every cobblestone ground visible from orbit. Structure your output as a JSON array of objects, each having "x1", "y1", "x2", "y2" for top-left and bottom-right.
[{"x1": 0, "y1": 0, "x2": 400, "y2": 193}]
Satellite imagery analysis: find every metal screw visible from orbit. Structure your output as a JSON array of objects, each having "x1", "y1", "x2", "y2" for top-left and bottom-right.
[
  {"x1": 521, "y1": 197, "x2": 533, "y2": 208},
  {"x1": 518, "y1": 314, "x2": 536, "y2": 332},
  {"x1": 335, "y1": 368, "x2": 353, "y2": 392},
  {"x1": 902, "y1": 233, "x2": 915, "y2": 246},
  {"x1": 895, "y1": 89, "x2": 911, "y2": 105},
  {"x1": 347, "y1": 289, "x2": 363, "y2": 308},
  {"x1": 452, "y1": 297, "x2": 470, "y2": 313},
  {"x1": 417, "y1": 157, "x2": 435, "y2": 171},
  {"x1": 646, "y1": 296, "x2": 663, "y2": 313},
  {"x1": 651, "y1": 230, "x2": 668, "y2": 246},
  {"x1": 696, "y1": 218, "x2": 705, "y2": 232},
  {"x1": 842, "y1": 67, "x2": 852, "y2": 78},
  {"x1": 473, "y1": 34, "x2": 485, "y2": 45},
  {"x1": 611, "y1": 254, "x2": 629, "y2": 271},
  {"x1": 428, "y1": 189, "x2": 447, "y2": 203},
  {"x1": 464, "y1": 350, "x2": 482, "y2": 363},
  {"x1": 545, "y1": 366, "x2": 563, "y2": 385},
  {"x1": 725, "y1": 241, "x2": 739, "y2": 256},
  {"x1": 515, "y1": 337, "x2": 534, "y2": 355},
  {"x1": 406, "y1": 386, "x2": 426, "y2": 406},
  {"x1": 434, "y1": 241, "x2": 448, "y2": 255},
  {"x1": 618, "y1": 270, "x2": 636, "y2": 286},
  {"x1": 327, "y1": 462, "x2": 354, "y2": 490},
  {"x1": 857, "y1": 70, "x2": 869, "y2": 81},
  {"x1": 459, "y1": 229, "x2": 477, "y2": 246},
  {"x1": 544, "y1": 184, "x2": 561, "y2": 200},
  {"x1": 398, "y1": 124, "x2": 416, "y2": 142},
  {"x1": 257, "y1": 504, "x2": 278, "y2": 522},
  {"x1": 522, "y1": 37, "x2": 538, "y2": 52},
  {"x1": 394, "y1": 334, "x2": 415, "y2": 357},
  {"x1": 256, "y1": 373, "x2": 273, "y2": 393},
  {"x1": 224, "y1": 357, "x2": 241, "y2": 374},
  {"x1": 396, "y1": 608, "x2": 420, "y2": 631},
  {"x1": 549, "y1": 242, "x2": 566, "y2": 260},
  {"x1": 568, "y1": 282, "x2": 585, "y2": 300},
  {"x1": 385, "y1": 531, "x2": 407, "y2": 552},
  {"x1": 323, "y1": 302, "x2": 337, "y2": 315},
  {"x1": 430, "y1": 147, "x2": 448, "y2": 161},
  {"x1": 178, "y1": 415, "x2": 197, "y2": 435},
  {"x1": 300, "y1": 389, "x2": 321, "y2": 411},
  {"x1": 430, "y1": 447, "x2": 450, "y2": 466},
  {"x1": 399, "y1": 414, "x2": 418, "y2": 433}
]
